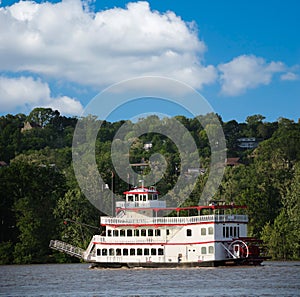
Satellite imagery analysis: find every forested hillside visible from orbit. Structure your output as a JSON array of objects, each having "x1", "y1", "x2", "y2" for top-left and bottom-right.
[{"x1": 0, "y1": 108, "x2": 299, "y2": 264}]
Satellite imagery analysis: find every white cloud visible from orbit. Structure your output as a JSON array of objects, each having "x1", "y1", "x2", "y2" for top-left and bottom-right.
[
  {"x1": 218, "y1": 55, "x2": 286, "y2": 96},
  {"x1": 280, "y1": 72, "x2": 298, "y2": 81},
  {"x1": 0, "y1": 0, "x2": 216, "y2": 89},
  {"x1": 0, "y1": 76, "x2": 83, "y2": 115}
]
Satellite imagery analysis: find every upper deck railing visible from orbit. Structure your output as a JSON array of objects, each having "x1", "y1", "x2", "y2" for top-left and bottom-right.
[
  {"x1": 101, "y1": 214, "x2": 248, "y2": 226},
  {"x1": 116, "y1": 200, "x2": 167, "y2": 209}
]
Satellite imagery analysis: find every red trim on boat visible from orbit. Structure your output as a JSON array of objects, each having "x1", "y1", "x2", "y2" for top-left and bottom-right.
[
  {"x1": 92, "y1": 240, "x2": 232, "y2": 246},
  {"x1": 116, "y1": 205, "x2": 247, "y2": 212},
  {"x1": 101, "y1": 221, "x2": 247, "y2": 227}
]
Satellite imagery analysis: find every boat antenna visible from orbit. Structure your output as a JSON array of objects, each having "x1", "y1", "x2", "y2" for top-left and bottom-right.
[{"x1": 139, "y1": 179, "x2": 144, "y2": 188}]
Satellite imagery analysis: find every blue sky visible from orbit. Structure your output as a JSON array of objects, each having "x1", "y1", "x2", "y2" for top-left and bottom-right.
[{"x1": 0, "y1": 0, "x2": 299, "y2": 123}]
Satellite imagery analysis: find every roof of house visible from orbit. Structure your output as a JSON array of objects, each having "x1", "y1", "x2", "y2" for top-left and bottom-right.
[{"x1": 226, "y1": 157, "x2": 241, "y2": 166}]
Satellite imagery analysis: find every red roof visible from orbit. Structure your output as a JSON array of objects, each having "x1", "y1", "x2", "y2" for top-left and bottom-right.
[
  {"x1": 226, "y1": 157, "x2": 240, "y2": 166},
  {"x1": 123, "y1": 186, "x2": 159, "y2": 195}
]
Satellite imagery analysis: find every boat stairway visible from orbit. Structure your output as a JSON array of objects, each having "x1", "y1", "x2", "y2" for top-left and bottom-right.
[
  {"x1": 166, "y1": 226, "x2": 182, "y2": 241},
  {"x1": 49, "y1": 240, "x2": 84, "y2": 259},
  {"x1": 116, "y1": 210, "x2": 125, "y2": 218}
]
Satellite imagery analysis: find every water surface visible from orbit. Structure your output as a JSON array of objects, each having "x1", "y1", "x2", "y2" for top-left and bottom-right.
[{"x1": 0, "y1": 261, "x2": 299, "y2": 296}]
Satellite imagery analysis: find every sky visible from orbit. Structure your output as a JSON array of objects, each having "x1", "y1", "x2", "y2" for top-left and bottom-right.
[{"x1": 0, "y1": 0, "x2": 299, "y2": 123}]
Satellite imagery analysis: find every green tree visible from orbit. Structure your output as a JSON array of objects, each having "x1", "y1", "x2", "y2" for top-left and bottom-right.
[
  {"x1": 0, "y1": 113, "x2": 26, "y2": 162},
  {"x1": 265, "y1": 162, "x2": 300, "y2": 260},
  {"x1": 54, "y1": 188, "x2": 101, "y2": 250},
  {"x1": 0, "y1": 161, "x2": 67, "y2": 264},
  {"x1": 26, "y1": 108, "x2": 59, "y2": 127}
]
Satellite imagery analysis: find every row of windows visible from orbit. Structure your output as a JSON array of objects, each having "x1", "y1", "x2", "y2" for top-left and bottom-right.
[
  {"x1": 186, "y1": 227, "x2": 214, "y2": 237},
  {"x1": 107, "y1": 229, "x2": 161, "y2": 237},
  {"x1": 96, "y1": 246, "x2": 214, "y2": 257},
  {"x1": 127, "y1": 194, "x2": 158, "y2": 202},
  {"x1": 96, "y1": 248, "x2": 164, "y2": 257},
  {"x1": 106, "y1": 226, "x2": 238, "y2": 239},
  {"x1": 107, "y1": 227, "x2": 214, "y2": 238},
  {"x1": 201, "y1": 246, "x2": 214, "y2": 254},
  {"x1": 223, "y1": 226, "x2": 240, "y2": 238}
]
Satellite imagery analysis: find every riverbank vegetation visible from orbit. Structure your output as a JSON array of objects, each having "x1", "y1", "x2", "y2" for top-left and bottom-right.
[{"x1": 0, "y1": 108, "x2": 299, "y2": 264}]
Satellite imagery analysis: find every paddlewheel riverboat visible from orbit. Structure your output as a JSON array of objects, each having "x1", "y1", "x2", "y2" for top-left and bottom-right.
[{"x1": 50, "y1": 183, "x2": 269, "y2": 267}]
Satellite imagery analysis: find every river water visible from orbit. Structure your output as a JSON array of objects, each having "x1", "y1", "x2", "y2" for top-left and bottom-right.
[{"x1": 0, "y1": 261, "x2": 299, "y2": 296}]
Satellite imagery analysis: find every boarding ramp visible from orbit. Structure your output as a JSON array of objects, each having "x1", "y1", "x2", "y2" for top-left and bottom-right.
[{"x1": 49, "y1": 240, "x2": 84, "y2": 259}]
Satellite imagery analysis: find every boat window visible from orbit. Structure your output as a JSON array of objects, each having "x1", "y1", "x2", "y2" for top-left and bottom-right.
[
  {"x1": 208, "y1": 227, "x2": 214, "y2": 235},
  {"x1": 201, "y1": 247, "x2": 207, "y2": 254},
  {"x1": 226, "y1": 226, "x2": 229, "y2": 238},
  {"x1": 201, "y1": 228, "x2": 206, "y2": 236},
  {"x1": 166, "y1": 229, "x2": 170, "y2": 236},
  {"x1": 120, "y1": 229, "x2": 125, "y2": 237},
  {"x1": 139, "y1": 194, "x2": 143, "y2": 201},
  {"x1": 109, "y1": 248, "x2": 114, "y2": 256},
  {"x1": 223, "y1": 226, "x2": 226, "y2": 237},
  {"x1": 97, "y1": 249, "x2": 101, "y2": 256},
  {"x1": 141, "y1": 229, "x2": 147, "y2": 236},
  {"x1": 113, "y1": 230, "x2": 119, "y2": 237},
  {"x1": 209, "y1": 246, "x2": 214, "y2": 254},
  {"x1": 148, "y1": 229, "x2": 154, "y2": 236},
  {"x1": 143, "y1": 194, "x2": 147, "y2": 201},
  {"x1": 130, "y1": 248, "x2": 135, "y2": 256},
  {"x1": 158, "y1": 248, "x2": 164, "y2": 255},
  {"x1": 233, "y1": 227, "x2": 237, "y2": 237},
  {"x1": 137, "y1": 248, "x2": 143, "y2": 255},
  {"x1": 186, "y1": 229, "x2": 192, "y2": 237},
  {"x1": 134, "y1": 194, "x2": 138, "y2": 201},
  {"x1": 151, "y1": 248, "x2": 157, "y2": 256},
  {"x1": 230, "y1": 226, "x2": 233, "y2": 237},
  {"x1": 237, "y1": 226, "x2": 240, "y2": 237},
  {"x1": 127, "y1": 229, "x2": 132, "y2": 237},
  {"x1": 107, "y1": 230, "x2": 112, "y2": 237},
  {"x1": 155, "y1": 229, "x2": 161, "y2": 236},
  {"x1": 123, "y1": 248, "x2": 128, "y2": 256},
  {"x1": 102, "y1": 249, "x2": 107, "y2": 256},
  {"x1": 116, "y1": 248, "x2": 122, "y2": 256},
  {"x1": 144, "y1": 248, "x2": 150, "y2": 256},
  {"x1": 127, "y1": 195, "x2": 134, "y2": 202},
  {"x1": 134, "y1": 229, "x2": 139, "y2": 237},
  {"x1": 152, "y1": 194, "x2": 158, "y2": 200}
]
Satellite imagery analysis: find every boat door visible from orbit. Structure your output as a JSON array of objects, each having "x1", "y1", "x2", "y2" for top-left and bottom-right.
[
  {"x1": 186, "y1": 245, "x2": 197, "y2": 262},
  {"x1": 233, "y1": 244, "x2": 240, "y2": 258}
]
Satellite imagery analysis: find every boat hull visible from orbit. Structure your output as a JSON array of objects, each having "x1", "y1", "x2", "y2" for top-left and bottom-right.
[{"x1": 89, "y1": 257, "x2": 268, "y2": 269}]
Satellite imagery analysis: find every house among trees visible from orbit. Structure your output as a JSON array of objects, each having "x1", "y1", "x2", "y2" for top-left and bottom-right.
[
  {"x1": 21, "y1": 121, "x2": 42, "y2": 133},
  {"x1": 143, "y1": 142, "x2": 153, "y2": 150},
  {"x1": 187, "y1": 168, "x2": 206, "y2": 175},
  {"x1": 237, "y1": 137, "x2": 258, "y2": 149},
  {"x1": 226, "y1": 157, "x2": 241, "y2": 166}
]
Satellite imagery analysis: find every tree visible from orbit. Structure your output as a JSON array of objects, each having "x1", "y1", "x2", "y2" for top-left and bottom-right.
[
  {"x1": 26, "y1": 108, "x2": 59, "y2": 128},
  {"x1": 0, "y1": 161, "x2": 67, "y2": 264},
  {"x1": 54, "y1": 188, "x2": 101, "y2": 250},
  {"x1": 0, "y1": 113, "x2": 26, "y2": 162}
]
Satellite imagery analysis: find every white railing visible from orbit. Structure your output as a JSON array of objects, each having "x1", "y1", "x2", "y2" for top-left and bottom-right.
[
  {"x1": 116, "y1": 201, "x2": 167, "y2": 208},
  {"x1": 101, "y1": 214, "x2": 248, "y2": 225},
  {"x1": 93, "y1": 236, "x2": 165, "y2": 244}
]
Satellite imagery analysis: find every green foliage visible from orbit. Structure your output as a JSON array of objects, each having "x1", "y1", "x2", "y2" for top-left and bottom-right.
[
  {"x1": 54, "y1": 188, "x2": 100, "y2": 249},
  {"x1": 0, "y1": 241, "x2": 14, "y2": 264},
  {"x1": 0, "y1": 161, "x2": 67, "y2": 264},
  {"x1": 261, "y1": 162, "x2": 300, "y2": 260},
  {"x1": 0, "y1": 113, "x2": 26, "y2": 162}
]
